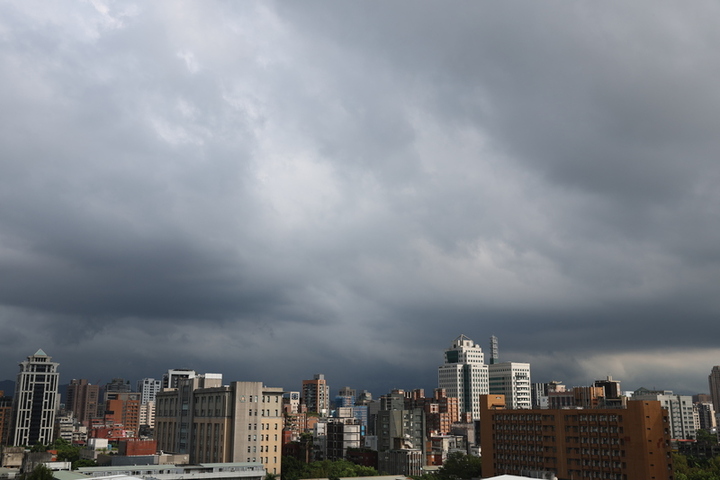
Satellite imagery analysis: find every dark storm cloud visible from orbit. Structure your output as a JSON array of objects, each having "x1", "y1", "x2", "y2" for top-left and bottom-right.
[{"x1": 0, "y1": 1, "x2": 718, "y2": 395}]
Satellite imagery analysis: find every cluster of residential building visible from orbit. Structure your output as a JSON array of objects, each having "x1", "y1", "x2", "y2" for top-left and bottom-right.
[{"x1": 1, "y1": 336, "x2": 720, "y2": 480}]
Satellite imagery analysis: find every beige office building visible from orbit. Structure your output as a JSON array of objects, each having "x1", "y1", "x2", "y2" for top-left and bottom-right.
[{"x1": 156, "y1": 379, "x2": 283, "y2": 475}]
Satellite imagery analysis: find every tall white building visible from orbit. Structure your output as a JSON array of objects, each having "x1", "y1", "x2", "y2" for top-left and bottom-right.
[
  {"x1": 438, "y1": 334, "x2": 488, "y2": 420},
  {"x1": 11, "y1": 349, "x2": 60, "y2": 446},
  {"x1": 488, "y1": 362, "x2": 531, "y2": 409},
  {"x1": 137, "y1": 378, "x2": 162, "y2": 404},
  {"x1": 633, "y1": 388, "x2": 698, "y2": 440}
]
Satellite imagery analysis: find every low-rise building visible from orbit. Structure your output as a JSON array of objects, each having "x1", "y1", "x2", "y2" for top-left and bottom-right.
[{"x1": 75, "y1": 462, "x2": 265, "y2": 480}]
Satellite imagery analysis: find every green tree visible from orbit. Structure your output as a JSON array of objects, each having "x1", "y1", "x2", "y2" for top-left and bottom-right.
[
  {"x1": 674, "y1": 453, "x2": 720, "y2": 480},
  {"x1": 44, "y1": 438, "x2": 82, "y2": 466},
  {"x1": 72, "y1": 459, "x2": 98, "y2": 470},
  {"x1": 436, "y1": 452, "x2": 482, "y2": 480},
  {"x1": 281, "y1": 456, "x2": 378, "y2": 480},
  {"x1": 697, "y1": 430, "x2": 719, "y2": 446},
  {"x1": 22, "y1": 465, "x2": 54, "y2": 480}
]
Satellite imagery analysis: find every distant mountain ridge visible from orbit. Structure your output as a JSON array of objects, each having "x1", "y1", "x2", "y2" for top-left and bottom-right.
[{"x1": 0, "y1": 379, "x2": 15, "y2": 396}]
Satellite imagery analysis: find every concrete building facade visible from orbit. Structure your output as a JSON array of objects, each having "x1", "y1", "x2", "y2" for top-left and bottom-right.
[
  {"x1": 488, "y1": 362, "x2": 531, "y2": 409},
  {"x1": 696, "y1": 402, "x2": 716, "y2": 431},
  {"x1": 0, "y1": 391, "x2": 13, "y2": 445},
  {"x1": 66, "y1": 379, "x2": 100, "y2": 425},
  {"x1": 438, "y1": 335, "x2": 488, "y2": 420},
  {"x1": 709, "y1": 366, "x2": 720, "y2": 425},
  {"x1": 162, "y1": 369, "x2": 197, "y2": 389},
  {"x1": 10, "y1": 349, "x2": 60, "y2": 446},
  {"x1": 480, "y1": 394, "x2": 674, "y2": 480},
  {"x1": 325, "y1": 419, "x2": 361, "y2": 460},
  {"x1": 105, "y1": 392, "x2": 141, "y2": 437},
  {"x1": 155, "y1": 379, "x2": 283, "y2": 475},
  {"x1": 302, "y1": 374, "x2": 330, "y2": 416},
  {"x1": 633, "y1": 388, "x2": 698, "y2": 441},
  {"x1": 137, "y1": 378, "x2": 162, "y2": 405}
]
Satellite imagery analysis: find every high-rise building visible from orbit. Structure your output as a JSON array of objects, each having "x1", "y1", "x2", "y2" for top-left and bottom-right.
[
  {"x1": 138, "y1": 401, "x2": 155, "y2": 433},
  {"x1": 66, "y1": 379, "x2": 100, "y2": 424},
  {"x1": 695, "y1": 402, "x2": 716, "y2": 431},
  {"x1": 105, "y1": 392, "x2": 141, "y2": 437},
  {"x1": 633, "y1": 388, "x2": 698, "y2": 441},
  {"x1": 531, "y1": 382, "x2": 550, "y2": 409},
  {"x1": 137, "y1": 378, "x2": 162, "y2": 405},
  {"x1": 438, "y1": 334, "x2": 488, "y2": 420},
  {"x1": 375, "y1": 391, "x2": 426, "y2": 476},
  {"x1": 489, "y1": 335, "x2": 499, "y2": 365},
  {"x1": 162, "y1": 369, "x2": 197, "y2": 389},
  {"x1": 405, "y1": 388, "x2": 459, "y2": 436},
  {"x1": 376, "y1": 395, "x2": 425, "y2": 454},
  {"x1": 10, "y1": 349, "x2": 60, "y2": 446},
  {"x1": 155, "y1": 373, "x2": 222, "y2": 456},
  {"x1": 709, "y1": 366, "x2": 720, "y2": 424},
  {"x1": 480, "y1": 394, "x2": 673, "y2": 480},
  {"x1": 302, "y1": 374, "x2": 330, "y2": 416},
  {"x1": 326, "y1": 419, "x2": 361, "y2": 460},
  {"x1": 488, "y1": 362, "x2": 531, "y2": 409},
  {"x1": 155, "y1": 378, "x2": 283, "y2": 475}
]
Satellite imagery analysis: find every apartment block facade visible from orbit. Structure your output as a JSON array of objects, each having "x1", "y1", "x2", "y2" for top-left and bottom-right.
[
  {"x1": 155, "y1": 379, "x2": 283, "y2": 475},
  {"x1": 105, "y1": 392, "x2": 141, "y2": 437},
  {"x1": 632, "y1": 389, "x2": 698, "y2": 441},
  {"x1": 66, "y1": 379, "x2": 100, "y2": 425},
  {"x1": 137, "y1": 378, "x2": 162, "y2": 405},
  {"x1": 302, "y1": 374, "x2": 330, "y2": 416},
  {"x1": 488, "y1": 362, "x2": 532, "y2": 409},
  {"x1": 480, "y1": 394, "x2": 674, "y2": 480}
]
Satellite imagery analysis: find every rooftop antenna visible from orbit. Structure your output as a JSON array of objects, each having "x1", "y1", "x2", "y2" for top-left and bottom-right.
[{"x1": 490, "y1": 335, "x2": 499, "y2": 365}]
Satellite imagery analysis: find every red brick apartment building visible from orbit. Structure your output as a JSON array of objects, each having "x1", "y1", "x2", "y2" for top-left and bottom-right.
[{"x1": 480, "y1": 394, "x2": 673, "y2": 480}]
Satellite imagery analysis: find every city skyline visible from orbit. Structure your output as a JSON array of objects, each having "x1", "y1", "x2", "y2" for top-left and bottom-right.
[
  {"x1": 1, "y1": 2, "x2": 720, "y2": 398},
  {"x1": 0, "y1": 342, "x2": 715, "y2": 400}
]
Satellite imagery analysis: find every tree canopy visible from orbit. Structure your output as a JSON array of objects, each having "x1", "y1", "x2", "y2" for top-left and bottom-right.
[
  {"x1": 281, "y1": 457, "x2": 377, "y2": 480},
  {"x1": 22, "y1": 465, "x2": 54, "y2": 480},
  {"x1": 674, "y1": 453, "x2": 720, "y2": 480}
]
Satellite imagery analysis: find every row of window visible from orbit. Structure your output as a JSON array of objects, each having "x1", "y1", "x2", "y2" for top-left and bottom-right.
[
  {"x1": 247, "y1": 408, "x2": 280, "y2": 416},
  {"x1": 247, "y1": 422, "x2": 279, "y2": 430},
  {"x1": 246, "y1": 433, "x2": 279, "y2": 441},
  {"x1": 247, "y1": 444, "x2": 278, "y2": 452}
]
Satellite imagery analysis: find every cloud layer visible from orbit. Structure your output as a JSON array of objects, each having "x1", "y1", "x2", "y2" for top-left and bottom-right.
[{"x1": 0, "y1": 1, "x2": 719, "y2": 396}]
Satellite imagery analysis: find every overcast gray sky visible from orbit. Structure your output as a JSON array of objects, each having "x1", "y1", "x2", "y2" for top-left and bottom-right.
[{"x1": 1, "y1": 1, "x2": 719, "y2": 397}]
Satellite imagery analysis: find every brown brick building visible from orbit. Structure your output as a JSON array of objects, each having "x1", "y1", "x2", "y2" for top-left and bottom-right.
[
  {"x1": 66, "y1": 379, "x2": 100, "y2": 425},
  {"x1": 480, "y1": 394, "x2": 674, "y2": 480},
  {"x1": 0, "y1": 391, "x2": 12, "y2": 445},
  {"x1": 406, "y1": 388, "x2": 460, "y2": 436},
  {"x1": 105, "y1": 392, "x2": 141, "y2": 437}
]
